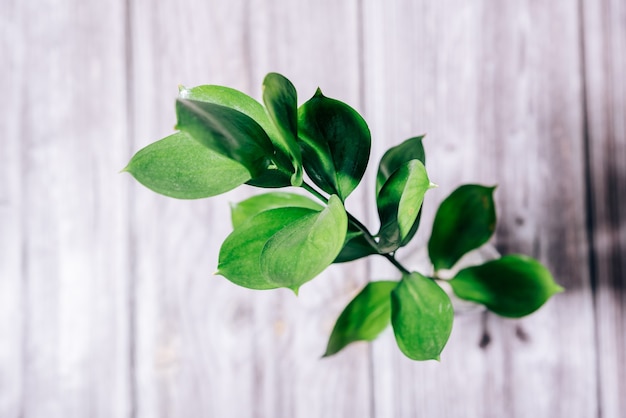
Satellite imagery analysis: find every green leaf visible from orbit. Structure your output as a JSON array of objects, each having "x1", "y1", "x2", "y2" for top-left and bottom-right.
[
  {"x1": 217, "y1": 195, "x2": 347, "y2": 292},
  {"x1": 230, "y1": 192, "x2": 322, "y2": 229},
  {"x1": 428, "y1": 184, "x2": 497, "y2": 271},
  {"x1": 333, "y1": 233, "x2": 378, "y2": 263},
  {"x1": 377, "y1": 160, "x2": 433, "y2": 253},
  {"x1": 217, "y1": 207, "x2": 317, "y2": 290},
  {"x1": 179, "y1": 84, "x2": 278, "y2": 142},
  {"x1": 376, "y1": 136, "x2": 426, "y2": 195},
  {"x1": 175, "y1": 98, "x2": 287, "y2": 185},
  {"x1": 391, "y1": 272, "x2": 454, "y2": 361},
  {"x1": 324, "y1": 281, "x2": 397, "y2": 357},
  {"x1": 297, "y1": 89, "x2": 371, "y2": 200},
  {"x1": 123, "y1": 132, "x2": 250, "y2": 199},
  {"x1": 449, "y1": 255, "x2": 564, "y2": 317},
  {"x1": 262, "y1": 73, "x2": 303, "y2": 186},
  {"x1": 260, "y1": 195, "x2": 348, "y2": 292},
  {"x1": 179, "y1": 84, "x2": 295, "y2": 188}
]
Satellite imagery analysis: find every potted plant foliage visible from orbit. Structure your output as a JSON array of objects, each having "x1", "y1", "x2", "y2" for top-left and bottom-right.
[{"x1": 123, "y1": 73, "x2": 562, "y2": 361}]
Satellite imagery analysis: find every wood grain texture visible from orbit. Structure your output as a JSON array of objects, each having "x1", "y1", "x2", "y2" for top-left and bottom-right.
[
  {"x1": 0, "y1": 1, "x2": 24, "y2": 416},
  {"x1": 582, "y1": 0, "x2": 626, "y2": 416},
  {"x1": 362, "y1": 1, "x2": 597, "y2": 417},
  {"x1": 127, "y1": 0, "x2": 370, "y2": 416},
  {"x1": 0, "y1": 0, "x2": 131, "y2": 416},
  {"x1": 2, "y1": 0, "x2": 624, "y2": 416}
]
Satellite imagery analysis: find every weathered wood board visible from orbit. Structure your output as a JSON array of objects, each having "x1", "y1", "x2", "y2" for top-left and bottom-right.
[{"x1": 0, "y1": 0, "x2": 623, "y2": 416}]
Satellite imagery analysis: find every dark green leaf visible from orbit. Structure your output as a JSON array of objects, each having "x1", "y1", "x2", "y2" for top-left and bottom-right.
[
  {"x1": 297, "y1": 89, "x2": 371, "y2": 200},
  {"x1": 428, "y1": 184, "x2": 497, "y2": 271},
  {"x1": 376, "y1": 136, "x2": 426, "y2": 195},
  {"x1": 230, "y1": 192, "x2": 322, "y2": 229},
  {"x1": 391, "y1": 272, "x2": 454, "y2": 361},
  {"x1": 262, "y1": 73, "x2": 303, "y2": 186},
  {"x1": 377, "y1": 160, "x2": 433, "y2": 253},
  {"x1": 175, "y1": 98, "x2": 282, "y2": 183},
  {"x1": 260, "y1": 195, "x2": 347, "y2": 292},
  {"x1": 179, "y1": 84, "x2": 279, "y2": 142},
  {"x1": 179, "y1": 84, "x2": 296, "y2": 188},
  {"x1": 333, "y1": 233, "x2": 379, "y2": 263},
  {"x1": 217, "y1": 207, "x2": 317, "y2": 290},
  {"x1": 123, "y1": 132, "x2": 250, "y2": 199},
  {"x1": 324, "y1": 281, "x2": 397, "y2": 357},
  {"x1": 449, "y1": 255, "x2": 564, "y2": 317}
]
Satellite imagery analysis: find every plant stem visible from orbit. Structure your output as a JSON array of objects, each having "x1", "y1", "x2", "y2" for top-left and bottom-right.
[
  {"x1": 300, "y1": 181, "x2": 411, "y2": 276},
  {"x1": 301, "y1": 181, "x2": 328, "y2": 204},
  {"x1": 382, "y1": 253, "x2": 411, "y2": 276}
]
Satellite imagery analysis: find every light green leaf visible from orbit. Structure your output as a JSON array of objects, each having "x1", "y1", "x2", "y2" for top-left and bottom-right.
[
  {"x1": 260, "y1": 195, "x2": 348, "y2": 292},
  {"x1": 391, "y1": 272, "x2": 453, "y2": 361},
  {"x1": 428, "y1": 184, "x2": 497, "y2": 271},
  {"x1": 217, "y1": 207, "x2": 317, "y2": 290},
  {"x1": 449, "y1": 255, "x2": 564, "y2": 317},
  {"x1": 377, "y1": 160, "x2": 433, "y2": 253},
  {"x1": 297, "y1": 89, "x2": 371, "y2": 200},
  {"x1": 376, "y1": 136, "x2": 426, "y2": 195},
  {"x1": 217, "y1": 195, "x2": 347, "y2": 292},
  {"x1": 123, "y1": 132, "x2": 250, "y2": 199},
  {"x1": 324, "y1": 281, "x2": 397, "y2": 357},
  {"x1": 262, "y1": 73, "x2": 303, "y2": 186},
  {"x1": 176, "y1": 98, "x2": 289, "y2": 186},
  {"x1": 230, "y1": 192, "x2": 323, "y2": 229}
]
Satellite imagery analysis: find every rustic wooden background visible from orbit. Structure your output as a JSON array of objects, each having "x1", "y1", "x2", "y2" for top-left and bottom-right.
[{"x1": 1, "y1": 0, "x2": 624, "y2": 416}]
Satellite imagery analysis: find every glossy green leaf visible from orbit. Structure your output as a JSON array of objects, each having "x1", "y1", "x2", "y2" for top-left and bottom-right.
[
  {"x1": 449, "y1": 255, "x2": 564, "y2": 317},
  {"x1": 324, "y1": 281, "x2": 397, "y2": 357},
  {"x1": 230, "y1": 192, "x2": 322, "y2": 229},
  {"x1": 297, "y1": 89, "x2": 371, "y2": 200},
  {"x1": 376, "y1": 136, "x2": 426, "y2": 195},
  {"x1": 123, "y1": 132, "x2": 250, "y2": 199},
  {"x1": 377, "y1": 160, "x2": 433, "y2": 253},
  {"x1": 260, "y1": 195, "x2": 348, "y2": 292},
  {"x1": 391, "y1": 272, "x2": 454, "y2": 361},
  {"x1": 262, "y1": 73, "x2": 303, "y2": 186},
  {"x1": 175, "y1": 98, "x2": 284, "y2": 183},
  {"x1": 428, "y1": 184, "x2": 497, "y2": 271},
  {"x1": 217, "y1": 207, "x2": 317, "y2": 290},
  {"x1": 179, "y1": 84, "x2": 278, "y2": 141},
  {"x1": 334, "y1": 233, "x2": 379, "y2": 263},
  {"x1": 218, "y1": 195, "x2": 347, "y2": 291}
]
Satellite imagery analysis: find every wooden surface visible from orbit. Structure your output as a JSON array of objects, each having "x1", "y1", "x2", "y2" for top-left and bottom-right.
[{"x1": 1, "y1": 0, "x2": 624, "y2": 417}]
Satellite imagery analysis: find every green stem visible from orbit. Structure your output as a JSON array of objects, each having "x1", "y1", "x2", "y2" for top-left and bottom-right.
[
  {"x1": 382, "y1": 253, "x2": 411, "y2": 276},
  {"x1": 300, "y1": 181, "x2": 411, "y2": 276},
  {"x1": 301, "y1": 181, "x2": 328, "y2": 204}
]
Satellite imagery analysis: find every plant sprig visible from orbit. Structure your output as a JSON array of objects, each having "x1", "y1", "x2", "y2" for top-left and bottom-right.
[{"x1": 124, "y1": 73, "x2": 563, "y2": 361}]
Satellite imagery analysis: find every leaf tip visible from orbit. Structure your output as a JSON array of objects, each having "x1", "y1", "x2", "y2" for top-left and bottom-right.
[
  {"x1": 429, "y1": 182, "x2": 439, "y2": 189},
  {"x1": 314, "y1": 87, "x2": 324, "y2": 97},
  {"x1": 178, "y1": 84, "x2": 189, "y2": 98}
]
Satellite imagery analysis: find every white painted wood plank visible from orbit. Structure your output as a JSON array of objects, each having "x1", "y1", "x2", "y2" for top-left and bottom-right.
[
  {"x1": 1, "y1": 0, "x2": 131, "y2": 416},
  {"x1": 128, "y1": 0, "x2": 370, "y2": 416},
  {"x1": 363, "y1": 1, "x2": 597, "y2": 417},
  {"x1": 582, "y1": 0, "x2": 626, "y2": 416},
  {"x1": 0, "y1": 1, "x2": 25, "y2": 416}
]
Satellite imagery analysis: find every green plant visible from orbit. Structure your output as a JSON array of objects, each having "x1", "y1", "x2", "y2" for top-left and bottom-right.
[{"x1": 123, "y1": 73, "x2": 563, "y2": 361}]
